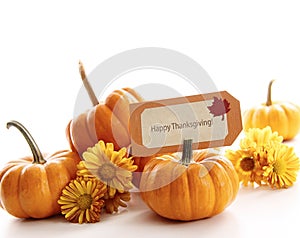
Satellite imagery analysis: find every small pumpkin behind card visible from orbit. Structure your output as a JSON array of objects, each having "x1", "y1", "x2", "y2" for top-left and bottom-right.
[
  {"x1": 243, "y1": 80, "x2": 300, "y2": 140},
  {"x1": 66, "y1": 61, "x2": 144, "y2": 156}
]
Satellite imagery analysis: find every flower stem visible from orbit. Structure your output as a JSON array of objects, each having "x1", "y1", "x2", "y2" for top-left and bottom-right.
[
  {"x1": 79, "y1": 60, "x2": 99, "y2": 106},
  {"x1": 6, "y1": 120, "x2": 46, "y2": 164},
  {"x1": 181, "y1": 139, "x2": 193, "y2": 165},
  {"x1": 266, "y1": 80, "x2": 275, "y2": 106}
]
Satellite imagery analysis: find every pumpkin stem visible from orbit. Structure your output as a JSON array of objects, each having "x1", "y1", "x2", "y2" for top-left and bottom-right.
[
  {"x1": 79, "y1": 60, "x2": 99, "y2": 106},
  {"x1": 266, "y1": 80, "x2": 275, "y2": 106},
  {"x1": 6, "y1": 120, "x2": 47, "y2": 164},
  {"x1": 181, "y1": 139, "x2": 193, "y2": 165}
]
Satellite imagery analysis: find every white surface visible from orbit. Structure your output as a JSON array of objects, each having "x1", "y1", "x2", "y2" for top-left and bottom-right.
[{"x1": 1, "y1": 0, "x2": 300, "y2": 237}]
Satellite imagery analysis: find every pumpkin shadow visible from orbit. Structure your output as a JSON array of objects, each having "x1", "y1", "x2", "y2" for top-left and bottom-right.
[
  {"x1": 123, "y1": 191, "x2": 241, "y2": 237},
  {"x1": 126, "y1": 208, "x2": 241, "y2": 238},
  {"x1": 2, "y1": 208, "x2": 240, "y2": 238},
  {"x1": 2, "y1": 191, "x2": 242, "y2": 238}
]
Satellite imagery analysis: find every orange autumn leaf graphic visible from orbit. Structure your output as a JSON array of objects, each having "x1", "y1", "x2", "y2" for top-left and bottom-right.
[{"x1": 207, "y1": 97, "x2": 230, "y2": 121}]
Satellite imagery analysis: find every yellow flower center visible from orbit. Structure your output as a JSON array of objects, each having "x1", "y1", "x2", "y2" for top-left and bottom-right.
[
  {"x1": 97, "y1": 163, "x2": 116, "y2": 181},
  {"x1": 240, "y1": 157, "x2": 255, "y2": 171},
  {"x1": 273, "y1": 159, "x2": 286, "y2": 176},
  {"x1": 78, "y1": 194, "x2": 93, "y2": 210}
]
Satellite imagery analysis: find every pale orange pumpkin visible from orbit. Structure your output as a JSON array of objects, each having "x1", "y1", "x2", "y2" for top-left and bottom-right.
[
  {"x1": 243, "y1": 80, "x2": 300, "y2": 140},
  {"x1": 66, "y1": 87, "x2": 143, "y2": 155},
  {"x1": 140, "y1": 139, "x2": 239, "y2": 221},
  {"x1": 66, "y1": 61, "x2": 143, "y2": 156},
  {"x1": 0, "y1": 121, "x2": 81, "y2": 219},
  {"x1": 132, "y1": 154, "x2": 155, "y2": 188}
]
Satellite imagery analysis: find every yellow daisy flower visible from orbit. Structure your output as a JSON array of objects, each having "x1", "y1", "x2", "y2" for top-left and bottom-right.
[
  {"x1": 104, "y1": 191, "x2": 131, "y2": 214},
  {"x1": 227, "y1": 126, "x2": 300, "y2": 189},
  {"x1": 58, "y1": 177, "x2": 106, "y2": 224},
  {"x1": 77, "y1": 160, "x2": 95, "y2": 179},
  {"x1": 226, "y1": 147, "x2": 266, "y2": 186},
  {"x1": 240, "y1": 126, "x2": 283, "y2": 150},
  {"x1": 81, "y1": 140, "x2": 137, "y2": 198},
  {"x1": 263, "y1": 144, "x2": 300, "y2": 189}
]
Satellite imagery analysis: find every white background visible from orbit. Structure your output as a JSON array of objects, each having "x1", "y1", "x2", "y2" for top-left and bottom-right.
[{"x1": 1, "y1": 1, "x2": 300, "y2": 237}]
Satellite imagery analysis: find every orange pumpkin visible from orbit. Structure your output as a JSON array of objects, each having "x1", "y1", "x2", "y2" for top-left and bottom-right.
[
  {"x1": 0, "y1": 121, "x2": 81, "y2": 219},
  {"x1": 132, "y1": 155, "x2": 155, "y2": 188},
  {"x1": 140, "y1": 139, "x2": 239, "y2": 221},
  {"x1": 243, "y1": 80, "x2": 300, "y2": 140},
  {"x1": 66, "y1": 61, "x2": 143, "y2": 156}
]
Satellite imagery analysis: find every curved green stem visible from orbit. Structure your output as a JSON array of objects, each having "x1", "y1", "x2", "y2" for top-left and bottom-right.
[
  {"x1": 6, "y1": 120, "x2": 46, "y2": 164},
  {"x1": 266, "y1": 80, "x2": 275, "y2": 106},
  {"x1": 181, "y1": 139, "x2": 193, "y2": 165}
]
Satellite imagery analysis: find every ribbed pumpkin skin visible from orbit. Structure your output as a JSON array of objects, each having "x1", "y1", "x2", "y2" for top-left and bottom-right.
[
  {"x1": 0, "y1": 150, "x2": 81, "y2": 219},
  {"x1": 66, "y1": 88, "x2": 143, "y2": 156},
  {"x1": 132, "y1": 155, "x2": 155, "y2": 188},
  {"x1": 243, "y1": 102, "x2": 300, "y2": 140},
  {"x1": 140, "y1": 151, "x2": 239, "y2": 221}
]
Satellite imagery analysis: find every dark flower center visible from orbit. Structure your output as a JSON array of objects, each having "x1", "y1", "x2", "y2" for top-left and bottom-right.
[
  {"x1": 240, "y1": 157, "x2": 255, "y2": 171},
  {"x1": 97, "y1": 163, "x2": 116, "y2": 182},
  {"x1": 78, "y1": 194, "x2": 93, "y2": 210}
]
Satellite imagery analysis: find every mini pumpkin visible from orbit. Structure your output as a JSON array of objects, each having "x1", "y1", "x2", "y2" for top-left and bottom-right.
[
  {"x1": 243, "y1": 80, "x2": 300, "y2": 140},
  {"x1": 0, "y1": 120, "x2": 81, "y2": 219},
  {"x1": 140, "y1": 139, "x2": 239, "y2": 221},
  {"x1": 66, "y1": 61, "x2": 143, "y2": 156},
  {"x1": 132, "y1": 154, "x2": 155, "y2": 188}
]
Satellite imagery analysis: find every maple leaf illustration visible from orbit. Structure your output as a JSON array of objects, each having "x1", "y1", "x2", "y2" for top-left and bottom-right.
[{"x1": 207, "y1": 97, "x2": 231, "y2": 121}]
